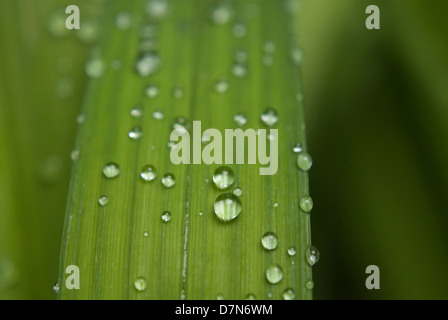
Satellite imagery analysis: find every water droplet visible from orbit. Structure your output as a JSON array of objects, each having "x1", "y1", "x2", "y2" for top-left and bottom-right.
[
  {"x1": 273, "y1": 202, "x2": 279, "y2": 208},
  {"x1": 145, "y1": 84, "x2": 159, "y2": 98},
  {"x1": 217, "y1": 293, "x2": 224, "y2": 300},
  {"x1": 290, "y1": 47, "x2": 304, "y2": 65},
  {"x1": 234, "y1": 49, "x2": 248, "y2": 63},
  {"x1": 231, "y1": 63, "x2": 248, "y2": 78},
  {"x1": 306, "y1": 246, "x2": 320, "y2": 266},
  {"x1": 146, "y1": 0, "x2": 169, "y2": 19},
  {"x1": 173, "y1": 117, "x2": 190, "y2": 132},
  {"x1": 85, "y1": 57, "x2": 105, "y2": 79},
  {"x1": 212, "y1": 6, "x2": 231, "y2": 25},
  {"x1": 292, "y1": 143, "x2": 303, "y2": 153},
  {"x1": 263, "y1": 55, "x2": 274, "y2": 66},
  {"x1": 103, "y1": 162, "x2": 121, "y2": 179},
  {"x1": 173, "y1": 87, "x2": 184, "y2": 99},
  {"x1": 300, "y1": 196, "x2": 313, "y2": 213},
  {"x1": 213, "y1": 166, "x2": 235, "y2": 190},
  {"x1": 213, "y1": 193, "x2": 242, "y2": 222},
  {"x1": 140, "y1": 24, "x2": 157, "y2": 39},
  {"x1": 161, "y1": 211, "x2": 172, "y2": 222},
  {"x1": 261, "y1": 232, "x2": 278, "y2": 250},
  {"x1": 115, "y1": 12, "x2": 132, "y2": 30},
  {"x1": 267, "y1": 292, "x2": 273, "y2": 299},
  {"x1": 0, "y1": 260, "x2": 18, "y2": 289},
  {"x1": 199, "y1": 211, "x2": 204, "y2": 216},
  {"x1": 140, "y1": 165, "x2": 157, "y2": 182},
  {"x1": 232, "y1": 22, "x2": 247, "y2": 38},
  {"x1": 263, "y1": 41, "x2": 276, "y2": 54},
  {"x1": 98, "y1": 195, "x2": 109, "y2": 207},
  {"x1": 287, "y1": 246, "x2": 296, "y2": 256},
  {"x1": 134, "y1": 277, "x2": 147, "y2": 291},
  {"x1": 167, "y1": 141, "x2": 176, "y2": 150},
  {"x1": 152, "y1": 110, "x2": 164, "y2": 120},
  {"x1": 161, "y1": 173, "x2": 176, "y2": 188},
  {"x1": 70, "y1": 150, "x2": 80, "y2": 161},
  {"x1": 261, "y1": 109, "x2": 278, "y2": 127},
  {"x1": 266, "y1": 264, "x2": 283, "y2": 284},
  {"x1": 143, "y1": 231, "x2": 149, "y2": 237},
  {"x1": 55, "y1": 77, "x2": 73, "y2": 99},
  {"x1": 130, "y1": 106, "x2": 143, "y2": 118},
  {"x1": 282, "y1": 288, "x2": 295, "y2": 300},
  {"x1": 136, "y1": 52, "x2": 160, "y2": 77},
  {"x1": 53, "y1": 280, "x2": 60, "y2": 294},
  {"x1": 76, "y1": 113, "x2": 86, "y2": 124},
  {"x1": 76, "y1": 19, "x2": 99, "y2": 44},
  {"x1": 214, "y1": 79, "x2": 229, "y2": 94},
  {"x1": 297, "y1": 152, "x2": 313, "y2": 171},
  {"x1": 128, "y1": 126, "x2": 143, "y2": 140},
  {"x1": 245, "y1": 294, "x2": 256, "y2": 300},
  {"x1": 233, "y1": 187, "x2": 243, "y2": 197},
  {"x1": 305, "y1": 280, "x2": 314, "y2": 290},
  {"x1": 233, "y1": 113, "x2": 247, "y2": 127},
  {"x1": 47, "y1": 10, "x2": 69, "y2": 39}
]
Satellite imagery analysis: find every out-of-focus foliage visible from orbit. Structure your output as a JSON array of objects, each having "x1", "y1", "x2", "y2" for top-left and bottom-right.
[{"x1": 300, "y1": 0, "x2": 448, "y2": 299}]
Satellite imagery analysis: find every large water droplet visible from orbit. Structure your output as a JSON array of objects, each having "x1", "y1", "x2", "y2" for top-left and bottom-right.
[
  {"x1": 282, "y1": 288, "x2": 295, "y2": 300},
  {"x1": 214, "y1": 193, "x2": 242, "y2": 222},
  {"x1": 103, "y1": 162, "x2": 120, "y2": 179},
  {"x1": 213, "y1": 166, "x2": 235, "y2": 190},
  {"x1": 161, "y1": 173, "x2": 176, "y2": 188},
  {"x1": 161, "y1": 211, "x2": 172, "y2": 222},
  {"x1": 98, "y1": 196, "x2": 109, "y2": 207},
  {"x1": 134, "y1": 277, "x2": 147, "y2": 291},
  {"x1": 266, "y1": 264, "x2": 283, "y2": 284},
  {"x1": 297, "y1": 152, "x2": 313, "y2": 171},
  {"x1": 306, "y1": 246, "x2": 320, "y2": 266},
  {"x1": 261, "y1": 109, "x2": 278, "y2": 127},
  {"x1": 261, "y1": 232, "x2": 278, "y2": 250},
  {"x1": 128, "y1": 126, "x2": 143, "y2": 140},
  {"x1": 140, "y1": 165, "x2": 157, "y2": 182},
  {"x1": 300, "y1": 196, "x2": 313, "y2": 213}
]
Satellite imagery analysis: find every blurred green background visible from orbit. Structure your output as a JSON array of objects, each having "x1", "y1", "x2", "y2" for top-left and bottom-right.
[{"x1": 1, "y1": 0, "x2": 448, "y2": 299}]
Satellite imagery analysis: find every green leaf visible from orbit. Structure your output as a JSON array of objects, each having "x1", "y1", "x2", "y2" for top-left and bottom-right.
[{"x1": 58, "y1": 0, "x2": 312, "y2": 300}]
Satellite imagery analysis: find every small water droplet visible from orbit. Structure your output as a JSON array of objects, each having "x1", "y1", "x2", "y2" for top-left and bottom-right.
[
  {"x1": 85, "y1": 57, "x2": 105, "y2": 79},
  {"x1": 263, "y1": 41, "x2": 276, "y2": 54},
  {"x1": 140, "y1": 165, "x2": 157, "y2": 182},
  {"x1": 76, "y1": 19, "x2": 99, "y2": 44},
  {"x1": 161, "y1": 173, "x2": 176, "y2": 188},
  {"x1": 173, "y1": 117, "x2": 190, "y2": 132},
  {"x1": 136, "y1": 52, "x2": 160, "y2": 77},
  {"x1": 173, "y1": 87, "x2": 184, "y2": 99},
  {"x1": 55, "y1": 77, "x2": 73, "y2": 100},
  {"x1": 290, "y1": 47, "x2": 304, "y2": 65},
  {"x1": 233, "y1": 187, "x2": 243, "y2": 197},
  {"x1": 0, "y1": 260, "x2": 18, "y2": 289},
  {"x1": 273, "y1": 202, "x2": 279, "y2": 208},
  {"x1": 234, "y1": 49, "x2": 248, "y2": 63},
  {"x1": 292, "y1": 143, "x2": 303, "y2": 153},
  {"x1": 245, "y1": 293, "x2": 256, "y2": 300},
  {"x1": 134, "y1": 277, "x2": 147, "y2": 291},
  {"x1": 103, "y1": 162, "x2": 121, "y2": 179},
  {"x1": 213, "y1": 166, "x2": 235, "y2": 190},
  {"x1": 152, "y1": 110, "x2": 164, "y2": 120},
  {"x1": 287, "y1": 246, "x2": 296, "y2": 256},
  {"x1": 263, "y1": 55, "x2": 274, "y2": 66},
  {"x1": 199, "y1": 211, "x2": 204, "y2": 216},
  {"x1": 76, "y1": 113, "x2": 86, "y2": 125},
  {"x1": 306, "y1": 246, "x2": 320, "y2": 266},
  {"x1": 282, "y1": 288, "x2": 295, "y2": 300},
  {"x1": 214, "y1": 193, "x2": 242, "y2": 222},
  {"x1": 300, "y1": 196, "x2": 313, "y2": 213},
  {"x1": 297, "y1": 152, "x2": 313, "y2": 171},
  {"x1": 212, "y1": 6, "x2": 231, "y2": 25},
  {"x1": 47, "y1": 10, "x2": 69, "y2": 39},
  {"x1": 130, "y1": 106, "x2": 143, "y2": 118},
  {"x1": 261, "y1": 109, "x2": 278, "y2": 127},
  {"x1": 266, "y1": 264, "x2": 283, "y2": 284},
  {"x1": 217, "y1": 293, "x2": 224, "y2": 300},
  {"x1": 70, "y1": 150, "x2": 80, "y2": 161},
  {"x1": 38, "y1": 155, "x2": 63, "y2": 184},
  {"x1": 161, "y1": 211, "x2": 172, "y2": 222},
  {"x1": 232, "y1": 22, "x2": 247, "y2": 38},
  {"x1": 53, "y1": 280, "x2": 60, "y2": 294},
  {"x1": 145, "y1": 83, "x2": 159, "y2": 98},
  {"x1": 98, "y1": 195, "x2": 109, "y2": 207},
  {"x1": 231, "y1": 63, "x2": 248, "y2": 78},
  {"x1": 233, "y1": 113, "x2": 247, "y2": 127},
  {"x1": 128, "y1": 126, "x2": 143, "y2": 140},
  {"x1": 261, "y1": 232, "x2": 278, "y2": 250},
  {"x1": 214, "y1": 79, "x2": 229, "y2": 94},
  {"x1": 146, "y1": 0, "x2": 169, "y2": 19},
  {"x1": 305, "y1": 280, "x2": 314, "y2": 290},
  {"x1": 115, "y1": 12, "x2": 132, "y2": 30},
  {"x1": 143, "y1": 231, "x2": 149, "y2": 237}
]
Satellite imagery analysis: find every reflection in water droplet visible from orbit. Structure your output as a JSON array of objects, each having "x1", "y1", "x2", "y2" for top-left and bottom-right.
[
  {"x1": 213, "y1": 166, "x2": 235, "y2": 190},
  {"x1": 261, "y1": 232, "x2": 278, "y2": 251},
  {"x1": 103, "y1": 162, "x2": 121, "y2": 179},
  {"x1": 140, "y1": 165, "x2": 157, "y2": 182},
  {"x1": 266, "y1": 264, "x2": 283, "y2": 284},
  {"x1": 214, "y1": 193, "x2": 242, "y2": 222},
  {"x1": 161, "y1": 173, "x2": 176, "y2": 188}
]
